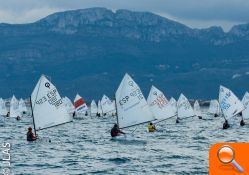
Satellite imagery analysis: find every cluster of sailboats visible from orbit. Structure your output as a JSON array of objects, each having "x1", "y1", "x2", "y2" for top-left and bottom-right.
[
  {"x1": 0, "y1": 96, "x2": 28, "y2": 118},
  {"x1": 1, "y1": 73, "x2": 248, "y2": 139}
]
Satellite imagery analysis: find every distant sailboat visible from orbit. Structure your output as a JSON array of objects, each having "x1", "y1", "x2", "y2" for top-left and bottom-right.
[
  {"x1": 242, "y1": 92, "x2": 249, "y2": 120},
  {"x1": 169, "y1": 97, "x2": 177, "y2": 116},
  {"x1": 0, "y1": 98, "x2": 7, "y2": 116},
  {"x1": 101, "y1": 95, "x2": 115, "y2": 116},
  {"x1": 74, "y1": 94, "x2": 88, "y2": 116},
  {"x1": 9, "y1": 95, "x2": 21, "y2": 118},
  {"x1": 18, "y1": 98, "x2": 28, "y2": 115},
  {"x1": 194, "y1": 100, "x2": 202, "y2": 119},
  {"x1": 147, "y1": 86, "x2": 176, "y2": 122},
  {"x1": 219, "y1": 85, "x2": 245, "y2": 128},
  {"x1": 177, "y1": 94, "x2": 195, "y2": 122},
  {"x1": 63, "y1": 97, "x2": 75, "y2": 115},
  {"x1": 30, "y1": 75, "x2": 73, "y2": 135},
  {"x1": 115, "y1": 73, "x2": 155, "y2": 129},
  {"x1": 208, "y1": 100, "x2": 221, "y2": 117},
  {"x1": 90, "y1": 100, "x2": 98, "y2": 117},
  {"x1": 97, "y1": 100, "x2": 103, "y2": 117}
]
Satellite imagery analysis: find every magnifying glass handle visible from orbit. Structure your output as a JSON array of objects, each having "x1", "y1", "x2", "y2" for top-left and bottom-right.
[{"x1": 232, "y1": 160, "x2": 244, "y2": 173}]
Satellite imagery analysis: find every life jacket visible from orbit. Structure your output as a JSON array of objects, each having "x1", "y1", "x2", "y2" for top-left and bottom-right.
[{"x1": 148, "y1": 124, "x2": 155, "y2": 132}]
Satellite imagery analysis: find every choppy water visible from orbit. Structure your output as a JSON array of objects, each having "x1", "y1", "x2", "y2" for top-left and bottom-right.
[{"x1": 1, "y1": 111, "x2": 249, "y2": 175}]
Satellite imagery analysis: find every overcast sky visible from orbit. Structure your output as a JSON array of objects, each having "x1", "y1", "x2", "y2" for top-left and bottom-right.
[{"x1": 0, "y1": 0, "x2": 249, "y2": 31}]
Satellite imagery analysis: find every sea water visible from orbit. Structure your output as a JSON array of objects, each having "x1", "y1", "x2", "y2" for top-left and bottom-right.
[{"x1": 0, "y1": 113, "x2": 248, "y2": 175}]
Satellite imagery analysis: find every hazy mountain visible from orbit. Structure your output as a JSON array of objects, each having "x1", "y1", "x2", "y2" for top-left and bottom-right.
[{"x1": 0, "y1": 7, "x2": 248, "y2": 101}]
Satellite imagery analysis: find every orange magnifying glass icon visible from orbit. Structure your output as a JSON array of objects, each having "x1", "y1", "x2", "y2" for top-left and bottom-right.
[{"x1": 217, "y1": 145, "x2": 244, "y2": 173}]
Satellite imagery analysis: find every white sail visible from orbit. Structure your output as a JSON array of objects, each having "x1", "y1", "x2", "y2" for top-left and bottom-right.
[
  {"x1": 115, "y1": 73, "x2": 155, "y2": 128},
  {"x1": 147, "y1": 86, "x2": 176, "y2": 121},
  {"x1": 101, "y1": 95, "x2": 115, "y2": 115},
  {"x1": 9, "y1": 95, "x2": 21, "y2": 118},
  {"x1": 18, "y1": 98, "x2": 28, "y2": 114},
  {"x1": 63, "y1": 97, "x2": 75, "y2": 114},
  {"x1": 97, "y1": 100, "x2": 103, "y2": 116},
  {"x1": 31, "y1": 75, "x2": 72, "y2": 131},
  {"x1": 194, "y1": 100, "x2": 201, "y2": 117},
  {"x1": 90, "y1": 100, "x2": 98, "y2": 116},
  {"x1": 242, "y1": 92, "x2": 249, "y2": 119},
  {"x1": 0, "y1": 98, "x2": 7, "y2": 116},
  {"x1": 74, "y1": 94, "x2": 88, "y2": 114},
  {"x1": 208, "y1": 100, "x2": 221, "y2": 115},
  {"x1": 169, "y1": 97, "x2": 177, "y2": 116},
  {"x1": 177, "y1": 94, "x2": 195, "y2": 119},
  {"x1": 219, "y1": 85, "x2": 244, "y2": 119}
]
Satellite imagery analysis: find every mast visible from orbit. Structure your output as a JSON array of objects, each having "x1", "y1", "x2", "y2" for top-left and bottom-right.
[
  {"x1": 30, "y1": 96, "x2": 37, "y2": 136},
  {"x1": 114, "y1": 96, "x2": 119, "y2": 126}
]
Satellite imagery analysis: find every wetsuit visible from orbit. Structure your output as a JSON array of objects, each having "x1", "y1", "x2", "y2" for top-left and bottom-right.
[
  {"x1": 111, "y1": 127, "x2": 124, "y2": 137},
  {"x1": 27, "y1": 131, "x2": 36, "y2": 141}
]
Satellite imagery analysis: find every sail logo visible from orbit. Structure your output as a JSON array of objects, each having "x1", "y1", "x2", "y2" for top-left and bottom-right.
[{"x1": 45, "y1": 82, "x2": 50, "y2": 89}]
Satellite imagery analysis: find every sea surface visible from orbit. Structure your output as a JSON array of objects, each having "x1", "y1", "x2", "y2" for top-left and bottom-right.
[{"x1": 0, "y1": 110, "x2": 248, "y2": 175}]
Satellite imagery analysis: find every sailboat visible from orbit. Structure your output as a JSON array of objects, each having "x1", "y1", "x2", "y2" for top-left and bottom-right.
[
  {"x1": 9, "y1": 95, "x2": 21, "y2": 118},
  {"x1": 147, "y1": 86, "x2": 176, "y2": 123},
  {"x1": 169, "y1": 97, "x2": 177, "y2": 116},
  {"x1": 0, "y1": 98, "x2": 7, "y2": 116},
  {"x1": 177, "y1": 94, "x2": 195, "y2": 122},
  {"x1": 219, "y1": 85, "x2": 245, "y2": 127},
  {"x1": 115, "y1": 73, "x2": 155, "y2": 131},
  {"x1": 63, "y1": 96, "x2": 75, "y2": 116},
  {"x1": 242, "y1": 92, "x2": 249, "y2": 121},
  {"x1": 194, "y1": 100, "x2": 202, "y2": 119},
  {"x1": 18, "y1": 98, "x2": 28, "y2": 115},
  {"x1": 101, "y1": 95, "x2": 115, "y2": 116},
  {"x1": 208, "y1": 100, "x2": 221, "y2": 117},
  {"x1": 30, "y1": 75, "x2": 73, "y2": 136},
  {"x1": 97, "y1": 100, "x2": 103, "y2": 117},
  {"x1": 74, "y1": 94, "x2": 88, "y2": 116},
  {"x1": 90, "y1": 100, "x2": 98, "y2": 117}
]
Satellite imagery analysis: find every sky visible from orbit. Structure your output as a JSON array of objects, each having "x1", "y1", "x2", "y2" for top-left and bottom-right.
[{"x1": 0, "y1": 0, "x2": 249, "y2": 31}]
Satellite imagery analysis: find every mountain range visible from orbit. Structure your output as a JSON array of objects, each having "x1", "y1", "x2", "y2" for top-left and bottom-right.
[{"x1": 0, "y1": 7, "x2": 249, "y2": 101}]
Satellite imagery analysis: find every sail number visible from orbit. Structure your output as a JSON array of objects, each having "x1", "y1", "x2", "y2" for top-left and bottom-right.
[
  {"x1": 220, "y1": 92, "x2": 231, "y2": 110},
  {"x1": 35, "y1": 88, "x2": 62, "y2": 107},
  {"x1": 119, "y1": 89, "x2": 143, "y2": 106}
]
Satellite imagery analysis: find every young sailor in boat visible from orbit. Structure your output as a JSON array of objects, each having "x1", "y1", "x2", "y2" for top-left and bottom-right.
[
  {"x1": 239, "y1": 112, "x2": 245, "y2": 126},
  {"x1": 16, "y1": 116, "x2": 21, "y2": 121},
  {"x1": 147, "y1": 122, "x2": 156, "y2": 132},
  {"x1": 27, "y1": 127, "x2": 37, "y2": 141},
  {"x1": 223, "y1": 119, "x2": 230, "y2": 129},
  {"x1": 176, "y1": 117, "x2": 180, "y2": 123},
  {"x1": 111, "y1": 124, "x2": 125, "y2": 137},
  {"x1": 6, "y1": 111, "x2": 10, "y2": 117}
]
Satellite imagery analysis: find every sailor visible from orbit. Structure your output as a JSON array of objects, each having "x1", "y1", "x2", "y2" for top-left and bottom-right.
[
  {"x1": 176, "y1": 117, "x2": 180, "y2": 123},
  {"x1": 16, "y1": 116, "x2": 21, "y2": 121},
  {"x1": 111, "y1": 124, "x2": 125, "y2": 137},
  {"x1": 223, "y1": 119, "x2": 230, "y2": 129},
  {"x1": 147, "y1": 122, "x2": 156, "y2": 132},
  {"x1": 72, "y1": 111, "x2": 76, "y2": 118},
  {"x1": 6, "y1": 111, "x2": 10, "y2": 117},
  {"x1": 27, "y1": 127, "x2": 37, "y2": 141},
  {"x1": 237, "y1": 112, "x2": 245, "y2": 126}
]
